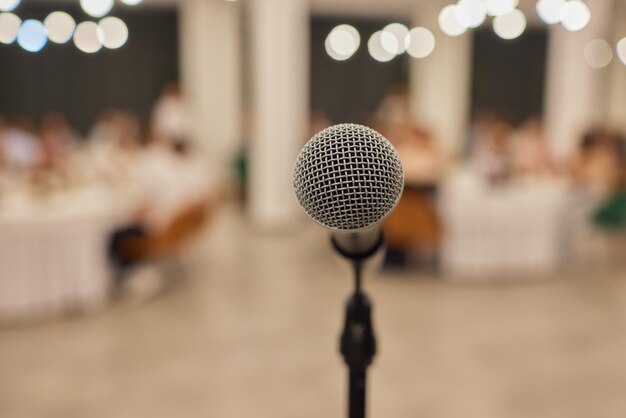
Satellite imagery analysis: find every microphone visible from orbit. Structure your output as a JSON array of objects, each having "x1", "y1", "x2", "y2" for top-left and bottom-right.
[{"x1": 293, "y1": 123, "x2": 404, "y2": 260}]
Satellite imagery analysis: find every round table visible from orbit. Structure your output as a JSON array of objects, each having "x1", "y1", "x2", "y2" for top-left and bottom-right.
[
  {"x1": 0, "y1": 186, "x2": 122, "y2": 322},
  {"x1": 440, "y1": 171, "x2": 571, "y2": 280}
]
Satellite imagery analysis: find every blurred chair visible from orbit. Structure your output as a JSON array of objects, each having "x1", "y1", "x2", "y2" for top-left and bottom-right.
[{"x1": 110, "y1": 199, "x2": 214, "y2": 277}]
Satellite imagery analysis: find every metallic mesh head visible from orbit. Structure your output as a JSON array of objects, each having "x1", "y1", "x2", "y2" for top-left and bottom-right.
[{"x1": 293, "y1": 123, "x2": 404, "y2": 231}]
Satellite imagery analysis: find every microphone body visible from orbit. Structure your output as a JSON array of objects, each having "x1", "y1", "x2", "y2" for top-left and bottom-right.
[{"x1": 292, "y1": 124, "x2": 403, "y2": 418}]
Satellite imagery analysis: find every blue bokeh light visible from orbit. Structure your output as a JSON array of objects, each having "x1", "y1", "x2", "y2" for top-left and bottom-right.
[{"x1": 17, "y1": 19, "x2": 48, "y2": 53}]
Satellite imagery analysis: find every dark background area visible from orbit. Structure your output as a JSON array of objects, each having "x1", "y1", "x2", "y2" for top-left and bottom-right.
[
  {"x1": 0, "y1": 3, "x2": 178, "y2": 134},
  {"x1": 0, "y1": 7, "x2": 548, "y2": 134},
  {"x1": 471, "y1": 27, "x2": 548, "y2": 124},
  {"x1": 310, "y1": 15, "x2": 409, "y2": 124}
]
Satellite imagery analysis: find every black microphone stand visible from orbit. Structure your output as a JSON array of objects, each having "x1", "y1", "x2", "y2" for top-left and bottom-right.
[{"x1": 331, "y1": 234, "x2": 383, "y2": 418}]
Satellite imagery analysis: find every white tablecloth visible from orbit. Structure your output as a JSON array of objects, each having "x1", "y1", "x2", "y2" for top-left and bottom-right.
[
  {"x1": 440, "y1": 171, "x2": 570, "y2": 280},
  {"x1": 0, "y1": 187, "x2": 122, "y2": 322}
]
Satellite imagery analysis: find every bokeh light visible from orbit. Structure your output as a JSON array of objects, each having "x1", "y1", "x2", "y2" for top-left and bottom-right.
[
  {"x1": 80, "y1": 0, "x2": 114, "y2": 18},
  {"x1": 493, "y1": 9, "x2": 526, "y2": 40},
  {"x1": 380, "y1": 30, "x2": 400, "y2": 55},
  {"x1": 97, "y1": 16, "x2": 128, "y2": 49},
  {"x1": 584, "y1": 39, "x2": 612, "y2": 69},
  {"x1": 561, "y1": 0, "x2": 591, "y2": 32},
  {"x1": 438, "y1": 5, "x2": 467, "y2": 37},
  {"x1": 617, "y1": 38, "x2": 626, "y2": 66},
  {"x1": 454, "y1": 0, "x2": 487, "y2": 29},
  {"x1": 0, "y1": 12, "x2": 20, "y2": 44},
  {"x1": 44, "y1": 12, "x2": 76, "y2": 44},
  {"x1": 0, "y1": 0, "x2": 20, "y2": 12},
  {"x1": 17, "y1": 20, "x2": 47, "y2": 53},
  {"x1": 405, "y1": 27, "x2": 435, "y2": 59},
  {"x1": 325, "y1": 24, "x2": 360, "y2": 61},
  {"x1": 536, "y1": 0, "x2": 568, "y2": 24},
  {"x1": 73, "y1": 21, "x2": 102, "y2": 53},
  {"x1": 119, "y1": 0, "x2": 143, "y2": 5},
  {"x1": 382, "y1": 23, "x2": 409, "y2": 55},
  {"x1": 484, "y1": 0, "x2": 518, "y2": 17},
  {"x1": 368, "y1": 31, "x2": 395, "y2": 62},
  {"x1": 324, "y1": 37, "x2": 345, "y2": 61}
]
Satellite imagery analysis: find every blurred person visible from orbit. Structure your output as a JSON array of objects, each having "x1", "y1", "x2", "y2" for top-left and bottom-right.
[
  {"x1": 376, "y1": 85, "x2": 411, "y2": 127},
  {"x1": 590, "y1": 132, "x2": 626, "y2": 232},
  {"x1": 0, "y1": 116, "x2": 7, "y2": 168},
  {"x1": 134, "y1": 137, "x2": 214, "y2": 235},
  {"x1": 88, "y1": 108, "x2": 116, "y2": 144},
  {"x1": 470, "y1": 119, "x2": 513, "y2": 185},
  {"x1": 376, "y1": 86, "x2": 412, "y2": 146},
  {"x1": 151, "y1": 81, "x2": 189, "y2": 144},
  {"x1": 84, "y1": 110, "x2": 142, "y2": 185},
  {"x1": 566, "y1": 129, "x2": 625, "y2": 266},
  {"x1": 109, "y1": 135, "x2": 219, "y2": 298},
  {"x1": 0, "y1": 117, "x2": 10, "y2": 190},
  {"x1": 572, "y1": 129, "x2": 623, "y2": 199},
  {"x1": 464, "y1": 113, "x2": 499, "y2": 157},
  {"x1": 0, "y1": 116, "x2": 43, "y2": 172},
  {"x1": 39, "y1": 113, "x2": 77, "y2": 171},
  {"x1": 383, "y1": 124, "x2": 444, "y2": 271},
  {"x1": 511, "y1": 118, "x2": 553, "y2": 178},
  {"x1": 309, "y1": 109, "x2": 330, "y2": 138}
]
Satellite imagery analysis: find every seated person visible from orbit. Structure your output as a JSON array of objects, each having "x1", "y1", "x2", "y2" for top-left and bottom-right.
[{"x1": 109, "y1": 137, "x2": 219, "y2": 284}]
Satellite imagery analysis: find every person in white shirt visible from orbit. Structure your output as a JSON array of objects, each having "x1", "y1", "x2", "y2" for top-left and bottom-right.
[
  {"x1": 108, "y1": 137, "x2": 217, "y2": 285},
  {"x1": 1, "y1": 118, "x2": 43, "y2": 172},
  {"x1": 151, "y1": 82, "x2": 189, "y2": 144}
]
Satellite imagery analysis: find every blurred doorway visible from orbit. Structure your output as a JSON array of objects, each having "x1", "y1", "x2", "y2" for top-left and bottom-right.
[{"x1": 470, "y1": 27, "x2": 548, "y2": 124}]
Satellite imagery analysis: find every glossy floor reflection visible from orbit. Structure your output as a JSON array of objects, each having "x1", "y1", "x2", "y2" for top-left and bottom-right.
[{"x1": 1, "y1": 208, "x2": 626, "y2": 418}]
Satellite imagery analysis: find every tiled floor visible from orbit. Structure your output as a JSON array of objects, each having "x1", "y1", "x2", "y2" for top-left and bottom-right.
[{"x1": 1, "y1": 208, "x2": 626, "y2": 418}]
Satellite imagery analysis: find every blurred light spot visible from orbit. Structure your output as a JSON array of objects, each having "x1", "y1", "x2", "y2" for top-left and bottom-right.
[
  {"x1": 561, "y1": 0, "x2": 590, "y2": 32},
  {"x1": 325, "y1": 24, "x2": 360, "y2": 61},
  {"x1": 454, "y1": 0, "x2": 487, "y2": 29},
  {"x1": 0, "y1": 12, "x2": 20, "y2": 44},
  {"x1": 617, "y1": 38, "x2": 626, "y2": 66},
  {"x1": 405, "y1": 27, "x2": 435, "y2": 59},
  {"x1": 80, "y1": 0, "x2": 114, "y2": 18},
  {"x1": 493, "y1": 9, "x2": 526, "y2": 40},
  {"x1": 382, "y1": 23, "x2": 409, "y2": 54},
  {"x1": 536, "y1": 0, "x2": 568, "y2": 24},
  {"x1": 119, "y1": 0, "x2": 143, "y2": 4},
  {"x1": 368, "y1": 31, "x2": 395, "y2": 62},
  {"x1": 73, "y1": 21, "x2": 102, "y2": 53},
  {"x1": 0, "y1": 0, "x2": 20, "y2": 12},
  {"x1": 97, "y1": 16, "x2": 127, "y2": 49},
  {"x1": 324, "y1": 37, "x2": 345, "y2": 61},
  {"x1": 17, "y1": 19, "x2": 47, "y2": 52},
  {"x1": 484, "y1": 0, "x2": 518, "y2": 17},
  {"x1": 438, "y1": 5, "x2": 466, "y2": 37},
  {"x1": 380, "y1": 30, "x2": 400, "y2": 54},
  {"x1": 44, "y1": 12, "x2": 75, "y2": 44},
  {"x1": 584, "y1": 39, "x2": 612, "y2": 69}
]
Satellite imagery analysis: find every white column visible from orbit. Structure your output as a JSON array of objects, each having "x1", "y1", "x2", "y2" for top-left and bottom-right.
[
  {"x1": 179, "y1": 0, "x2": 242, "y2": 167},
  {"x1": 608, "y1": 1, "x2": 626, "y2": 130},
  {"x1": 409, "y1": 0, "x2": 472, "y2": 156},
  {"x1": 247, "y1": 0, "x2": 309, "y2": 230},
  {"x1": 544, "y1": 0, "x2": 614, "y2": 159}
]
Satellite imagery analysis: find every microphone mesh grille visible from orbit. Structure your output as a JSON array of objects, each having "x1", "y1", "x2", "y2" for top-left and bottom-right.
[{"x1": 293, "y1": 123, "x2": 404, "y2": 231}]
